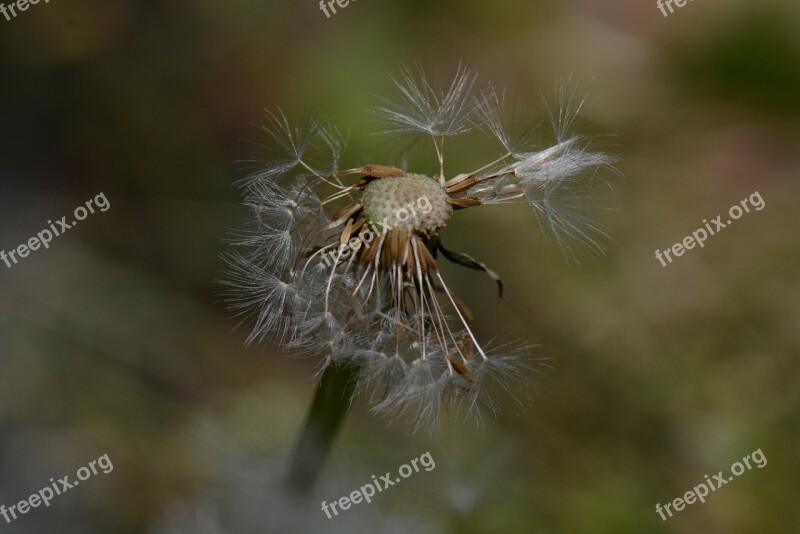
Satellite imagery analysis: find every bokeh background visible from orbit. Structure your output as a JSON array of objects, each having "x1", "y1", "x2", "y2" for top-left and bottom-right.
[{"x1": 1, "y1": 0, "x2": 799, "y2": 532}]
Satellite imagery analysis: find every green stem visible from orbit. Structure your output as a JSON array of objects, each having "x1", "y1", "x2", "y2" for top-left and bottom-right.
[{"x1": 285, "y1": 362, "x2": 360, "y2": 494}]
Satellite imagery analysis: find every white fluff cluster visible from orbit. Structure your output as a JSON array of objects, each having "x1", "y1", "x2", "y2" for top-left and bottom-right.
[{"x1": 221, "y1": 67, "x2": 613, "y2": 430}]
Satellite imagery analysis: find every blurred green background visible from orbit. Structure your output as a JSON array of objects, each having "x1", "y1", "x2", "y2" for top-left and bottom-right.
[{"x1": 1, "y1": 0, "x2": 798, "y2": 532}]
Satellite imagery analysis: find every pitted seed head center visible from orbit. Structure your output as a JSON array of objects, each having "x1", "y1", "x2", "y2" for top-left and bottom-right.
[{"x1": 361, "y1": 174, "x2": 452, "y2": 236}]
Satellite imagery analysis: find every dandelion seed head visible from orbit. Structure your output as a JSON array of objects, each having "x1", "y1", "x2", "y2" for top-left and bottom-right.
[
  {"x1": 361, "y1": 174, "x2": 452, "y2": 235},
  {"x1": 221, "y1": 66, "x2": 616, "y2": 430}
]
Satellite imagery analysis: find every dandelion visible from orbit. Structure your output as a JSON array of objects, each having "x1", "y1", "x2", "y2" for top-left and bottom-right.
[{"x1": 221, "y1": 66, "x2": 615, "y2": 489}]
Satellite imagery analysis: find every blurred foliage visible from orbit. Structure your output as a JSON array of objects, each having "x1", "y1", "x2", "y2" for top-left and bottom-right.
[
  {"x1": 1, "y1": 0, "x2": 799, "y2": 532},
  {"x1": 671, "y1": 7, "x2": 800, "y2": 112}
]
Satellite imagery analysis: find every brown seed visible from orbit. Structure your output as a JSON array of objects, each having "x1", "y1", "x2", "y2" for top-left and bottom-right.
[
  {"x1": 449, "y1": 358, "x2": 473, "y2": 379},
  {"x1": 446, "y1": 197, "x2": 483, "y2": 209},
  {"x1": 357, "y1": 164, "x2": 405, "y2": 178}
]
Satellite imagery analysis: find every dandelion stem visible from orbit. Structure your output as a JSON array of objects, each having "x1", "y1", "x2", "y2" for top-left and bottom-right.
[{"x1": 285, "y1": 361, "x2": 360, "y2": 494}]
